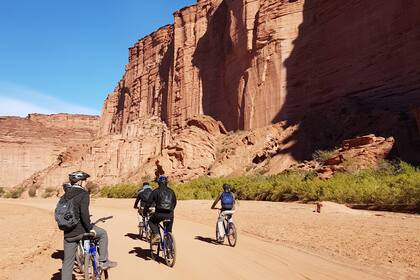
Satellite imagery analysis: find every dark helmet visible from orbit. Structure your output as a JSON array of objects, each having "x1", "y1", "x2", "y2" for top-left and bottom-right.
[
  {"x1": 69, "y1": 171, "x2": 90, "y2": 183},
  {"x1": 223, "y1": 183, "x2": 231, "y2": 192},
  {"x1": 142, "y1": 182, "x2": 150, "y2": 186},
  {"x1": 157, "y1": 175, "x2": 167, "y2": 184}
]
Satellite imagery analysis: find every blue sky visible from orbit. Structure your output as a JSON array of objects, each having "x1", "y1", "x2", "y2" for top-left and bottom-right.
[{"x1": 0, "y1": 0, "x2": 196, "y2": 116}]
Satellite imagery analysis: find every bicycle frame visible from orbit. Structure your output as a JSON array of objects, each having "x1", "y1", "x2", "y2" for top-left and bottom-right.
[
  {"x1": 158, "y1": 222, "x2": 170, "y2": 250},
  {"x1": 82, "y1": 239, "x2": 101, "y2": 279}
]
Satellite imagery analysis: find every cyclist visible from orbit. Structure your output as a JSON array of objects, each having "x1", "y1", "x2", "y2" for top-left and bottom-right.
[
  {"x1": 211, "y1": 183, "x2": 236, "y2": 243},
  {"x1": 144, "y1": 175, "x2": 177, "y2": 244},
  {"x1": 60, "y1": 171, "x2": 117, "y2": 280},
  {"x1": 133, "y1": 182, "x2": 153, "y2": 216}
]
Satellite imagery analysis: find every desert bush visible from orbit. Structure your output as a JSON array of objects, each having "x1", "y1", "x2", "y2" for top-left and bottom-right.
[
  {"x1": 0, "y1": 187, "x2": 4, "y2": 197},
  {"x1": 42, "y1": 187, "x2": 56, "y2": 198},
  {"x1": 28, "y1": 185, "x2": 39, "y2": 197},
  {"x1": 312, "y1": 149, "x2": 335, "y2": 164},
  {"x1": 100, "y1": 183, "x2": 139, "y2": 198},
  {"x1": 86, "y1": 181, "x2": 100, "y2": 195},
  {"x1": 4, "y1": 187, "x2": 25, "y2": 199}
]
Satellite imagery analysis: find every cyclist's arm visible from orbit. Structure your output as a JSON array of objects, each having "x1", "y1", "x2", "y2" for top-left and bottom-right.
[
  {"x1": 80, "y1": 192, "x2": 93, "y2": 231},
  {"x1": 134, "y1": 191, "x2": 141, "y2": 208},
  {"x1": 211, "y1": 193, "x2": 221, "y2": 209}
]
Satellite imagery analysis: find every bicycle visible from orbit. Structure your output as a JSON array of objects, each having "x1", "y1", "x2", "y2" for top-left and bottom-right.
[
  {"x1": 68, "y1": 216, "x2": 113, "y2": 280},
  {"x1": 149, "y1": 218, "x2": 176, "y2": 267},
  {"x1": 137, "y1": 207, "x2": 154, "y2": 241},
  {"x1": 214, "y1": 209, "x2": 237, "y2": 247}
]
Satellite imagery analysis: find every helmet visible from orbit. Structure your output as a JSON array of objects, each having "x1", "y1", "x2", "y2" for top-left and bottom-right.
[
  {"x1": 142, "y1": 182, "x2": 150, "y2": 186},
  {"x1": 157, "y1": 175, "x2": 167, "y2": 184},
  {"x1": 69, "y1": 171, "x2": 90, "y2": 183},
  {"x1": 223, "y1": 183, "x2": 231, "y2": 192}
]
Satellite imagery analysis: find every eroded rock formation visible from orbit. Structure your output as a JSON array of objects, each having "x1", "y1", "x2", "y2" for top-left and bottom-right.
[{"x1": 0, "y1": 114, "x2": 99, "y2": 188}]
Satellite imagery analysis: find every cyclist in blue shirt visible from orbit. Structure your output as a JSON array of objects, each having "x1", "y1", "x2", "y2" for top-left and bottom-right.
[{"x1": 211, "y1": 184, "x2": 236, "y2": 243}]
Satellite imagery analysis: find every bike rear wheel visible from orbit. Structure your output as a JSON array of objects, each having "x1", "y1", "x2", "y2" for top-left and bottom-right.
[
  {"x1": 227, "y1": 222, "x2": 237, "y2": 247},
  {"x1": 163, "y1": 233, "x2": 176, "y2": 267}
]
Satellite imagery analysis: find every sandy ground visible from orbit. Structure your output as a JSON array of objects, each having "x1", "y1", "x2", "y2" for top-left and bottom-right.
[{"x1": 0, "y1": 198, "x2": 419, "y2": 280}]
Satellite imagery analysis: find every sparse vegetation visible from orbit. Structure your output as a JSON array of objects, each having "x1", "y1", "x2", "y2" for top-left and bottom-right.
[
  {"x1": 28, "y1": 185, "x2": 38, "y2": 197},
  {"x1": 99, "y1": 161, "x2": 420, "y2": 212},
  {"x1": 312, "y1": 149, "x2": 335, "y2": 164},
  {"x1": 4, "y1": 187, "x2": 25, "y2": 199},
  {"x1": 0, "y1": 187, "x2": 5, "y2": 197},
  {"x1": 42, "y1": 187, "x2": 56, "y2": 198},
  {"x1": 100, "y1": 183, "x2": 140, "y2": 198},
  {"x1": 86, "y1": 181, "x2": 100, "y2": 195}
]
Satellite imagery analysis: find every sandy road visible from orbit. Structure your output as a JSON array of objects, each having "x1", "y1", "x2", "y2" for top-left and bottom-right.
[{"x1": 0, "y1": 199, "x2": 391, "y2": 280}]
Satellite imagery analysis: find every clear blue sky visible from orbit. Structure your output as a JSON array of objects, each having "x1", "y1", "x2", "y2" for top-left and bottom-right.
[{"x1": 0, "y1": 0, "x2": 196, "y2": 116}]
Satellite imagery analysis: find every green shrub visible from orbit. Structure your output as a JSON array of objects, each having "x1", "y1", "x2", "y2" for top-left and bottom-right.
[
  {"x1": 312, "y1": 149, "x2": 335, "y2": 164},
  {"x1": 4, "y1": 187, "x2": 25, "y2": 199},
  {"x1": 100, "y1": 183, "x2": 139, "y2": 198},
  {"x1": 0, "y1": 187, "x2": 4, "y2": 197}
]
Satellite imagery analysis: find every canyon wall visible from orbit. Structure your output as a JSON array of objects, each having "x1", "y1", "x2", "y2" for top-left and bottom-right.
[
  {"x1": 0, "y1": 114, "x2": 99, "y2": 188},
  {"x1": 13, "y1": 0, "x2": 420, "y2": 191}
]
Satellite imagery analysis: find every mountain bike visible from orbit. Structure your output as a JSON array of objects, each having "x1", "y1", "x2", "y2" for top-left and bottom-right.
[
  {"x1": 68, "y1": 216, "x2": 113, "y2": 280},
  {"x1": 150, "y1": 218, "x2": 176, "y2": 267},
  {"x1": 215, "y1": 209, "x2": 237, "y2": 247}
]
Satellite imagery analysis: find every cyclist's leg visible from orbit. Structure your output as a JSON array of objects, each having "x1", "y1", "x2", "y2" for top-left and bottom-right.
[
  {"x1": 62, "y1": 239, "x2": 77, "y2": 280},
  {"x1": 148, "y1": 213, "x2": 160, "y2": 235},
  {"x1": 93, "y1": 225, "x2": 108, "y2": 263},
  {"x1": 217, "y1": 211, "x2": 226, "y2": 240}
]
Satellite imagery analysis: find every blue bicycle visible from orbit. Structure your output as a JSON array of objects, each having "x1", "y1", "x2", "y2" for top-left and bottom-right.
[
  {"x1": 68, "y1": 216, "x2": 113, "y2": 280},
  {"x1": 149, "y1": 219, "x2": 176, "y2": 267}
]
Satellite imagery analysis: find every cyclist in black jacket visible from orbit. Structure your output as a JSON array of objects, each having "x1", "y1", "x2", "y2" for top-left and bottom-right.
[
  {"x1": 144, "y1": 175, "x2": 177, "y2": 244},
  {"x1": 61, "y1": 171, "x2": 117, "y2": 280}
]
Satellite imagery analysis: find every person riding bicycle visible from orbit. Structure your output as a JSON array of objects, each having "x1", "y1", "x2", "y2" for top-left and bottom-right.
[
  {"x1": 211, "y1": 183, "x2": 236, "y2": 243},
  {"x1": 133, "y1": 182, "x2": 153, "y2": 217},
  {"x1": 60, "y1": 171, "x2": 117, "y2": 280},
  {"x1": 144, "y1": 175, "x2": 177, "y2": 244}
]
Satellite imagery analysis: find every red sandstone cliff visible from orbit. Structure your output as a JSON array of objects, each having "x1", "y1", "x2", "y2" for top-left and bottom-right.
[
  {"x1": 12, "y1": 0, "x2": 420, "y2": 191},
  {"x1": 0, "y1": 114, "x2": 99, "y2": 188}
]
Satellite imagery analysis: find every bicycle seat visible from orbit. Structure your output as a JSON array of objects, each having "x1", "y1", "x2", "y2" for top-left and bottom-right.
[{"x1": 65, "y1": 232, "x2": 95, "y2": 242}]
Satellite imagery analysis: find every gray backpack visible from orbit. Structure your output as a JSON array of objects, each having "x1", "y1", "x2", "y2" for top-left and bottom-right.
[{"x1": 54, "y1": 194, "x2": 81, "y2": 231}]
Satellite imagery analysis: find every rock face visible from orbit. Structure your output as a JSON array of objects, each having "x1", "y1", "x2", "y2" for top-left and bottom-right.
[
  {"x1": 293, "y1": 135, "x2": 395, "y2": 179},
  {"x1": 10, "y1": 0, "x2": 420, "y2": 191},
  {"x1": 0, "y1": 114, "x2": 99, "y2": 188}
]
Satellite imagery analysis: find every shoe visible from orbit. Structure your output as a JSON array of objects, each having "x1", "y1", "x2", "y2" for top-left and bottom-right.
[
  {"x1": 100, "y1": 260, "x2": 118, "y2": 270},
  {"x1": 151, "y1": 234, "x2": 160, "y2": 244}
]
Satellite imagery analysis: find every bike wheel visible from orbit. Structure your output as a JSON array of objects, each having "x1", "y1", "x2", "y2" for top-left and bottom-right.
[
  {"x1": 76, "y1": 244, "x2": 85, "y2": 273},
  {"x1": 227, "y1": 222, "x2": 237, "y2": 247},
  {"x1": 163, "y1": 233, "x2": 176, "y2": 267}
]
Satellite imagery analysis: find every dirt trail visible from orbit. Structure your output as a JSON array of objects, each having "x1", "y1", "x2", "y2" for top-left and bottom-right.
[{"x1": 0, "y1": 199, "x2": 412, "y2": 280}]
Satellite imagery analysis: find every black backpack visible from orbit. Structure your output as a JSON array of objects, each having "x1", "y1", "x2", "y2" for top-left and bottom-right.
[
  {"x1": 54, "y1": 193, "x2": 81, "y2": 231},
  {"x1": 139, "y1": 188, "x2": 152, "y2": 202},
  {"x1": 157, "y1": 187, "x2": 174, "y2": 211}
]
